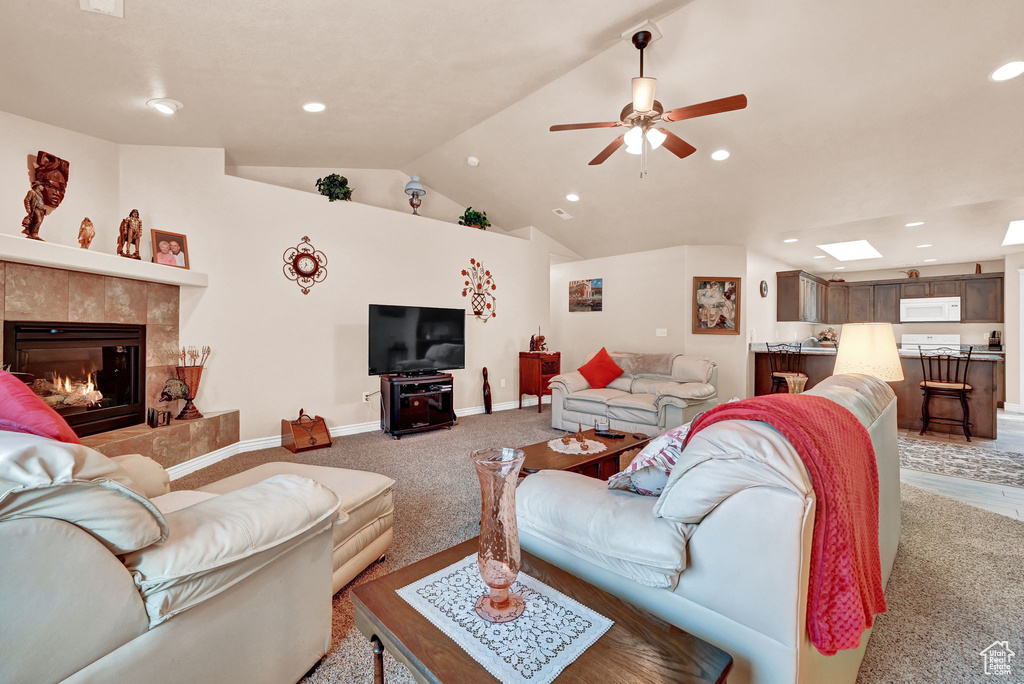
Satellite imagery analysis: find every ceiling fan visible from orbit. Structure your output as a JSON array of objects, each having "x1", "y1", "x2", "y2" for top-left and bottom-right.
[{"x1": 549, "y1": 31, "x2": 747, "y2": 174}]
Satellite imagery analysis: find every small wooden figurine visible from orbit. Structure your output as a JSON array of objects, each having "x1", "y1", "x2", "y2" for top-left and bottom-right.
[
  {"x1": 117, "y1": 209, "x2": 143, "y2": 259},
  {"x1": 529, "y1": 327, "x2": 548, "y2": 352},
  {"x1": 21, "y1": 182, "x2": 46, "y2": 241},
  {"x1": 482, "y1": 367, "x2": 493, "y2": 414},
  {"x1": 78, "y1": 217, "x2": 95, "y2": 249}
]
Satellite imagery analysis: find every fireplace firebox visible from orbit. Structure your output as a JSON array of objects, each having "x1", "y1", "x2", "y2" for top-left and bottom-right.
[{"x1": 3, "y1": 322, "x2": 146, "y2": 437}]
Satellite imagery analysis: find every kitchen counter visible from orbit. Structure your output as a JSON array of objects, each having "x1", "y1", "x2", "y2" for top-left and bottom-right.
[
  {"x1": 752, "y1": 344, "x2": 1004, "y2": 438},
  {"x1": 749, "y1": 343, "x2": 1005, "y2": 361}
]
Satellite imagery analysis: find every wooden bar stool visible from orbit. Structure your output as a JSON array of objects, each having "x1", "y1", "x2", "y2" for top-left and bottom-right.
[
  {"x1": 766, "y1": 343, "x2": 807, "y2": 394},
  {"x1": 919, "y1": 346, "x2": 973, "y2": 441}
]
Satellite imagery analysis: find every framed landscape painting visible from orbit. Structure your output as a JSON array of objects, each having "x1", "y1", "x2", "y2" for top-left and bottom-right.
[
  {"x1": 693, "y1": 277, "x2": 740, "y2": 334},
  {"x1": 568, "y1": 278, "x2": 603, "y2": 312}
]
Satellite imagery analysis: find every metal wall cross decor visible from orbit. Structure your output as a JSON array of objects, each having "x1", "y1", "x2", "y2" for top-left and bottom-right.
[{"x1": 283, "y1": 236, "x2": 328, "y2": 294}]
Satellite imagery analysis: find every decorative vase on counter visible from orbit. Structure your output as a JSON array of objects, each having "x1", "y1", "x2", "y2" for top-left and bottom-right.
[{"x1": 472, "y1": 447, "x2": 526, "y2": 623}]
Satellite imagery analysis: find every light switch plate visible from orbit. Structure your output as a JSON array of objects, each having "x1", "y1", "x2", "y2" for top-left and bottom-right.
[
  {"x1": 500, "y1": 379, "x2": 506, "y2": 388},
  {"x1": 655, "y1": 328, "x2": 667, "y2": 337}
]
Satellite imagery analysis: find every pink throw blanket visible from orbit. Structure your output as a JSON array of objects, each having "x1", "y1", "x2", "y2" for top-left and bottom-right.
[{"x1": 684, "y1": 394, "x2": 886, "y2": 655}]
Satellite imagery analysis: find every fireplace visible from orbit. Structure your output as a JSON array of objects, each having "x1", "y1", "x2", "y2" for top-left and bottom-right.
[{"x1": 3, "y1": 322, "x2": 146, "y2": 437}]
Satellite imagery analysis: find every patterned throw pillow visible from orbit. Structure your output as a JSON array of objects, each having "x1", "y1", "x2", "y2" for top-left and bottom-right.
[
  {"x1": 607, "y1": 423, "x2": 691, "y2": 496},
  {"x1": 606, "y1": 398, "x2": 740, "y2": 496}
]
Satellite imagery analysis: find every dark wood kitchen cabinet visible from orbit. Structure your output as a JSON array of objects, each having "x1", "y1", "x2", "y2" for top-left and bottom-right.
[
  {"x1": 777, "y1": 271, "x2": 827, "y2": 323},
  {"x1": 873, "y1": 283, "x2": 900, "y2": 324},
  {"x1": 901, "y1": 279, "x2": 962, "y2": 298},
  {"x1": 846, "y1": 285, "x2": 874, "y2": 323},
  {"x1": 826, "y1": 285, "x2": 848, "y2": 325},
  {"x1": 962, "y1": 277, "x2": 1004, "y2": 323}
]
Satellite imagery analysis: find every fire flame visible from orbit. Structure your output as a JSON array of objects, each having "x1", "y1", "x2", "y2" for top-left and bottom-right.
[{"x1": 49, "y1": 372, "x2": 101, "y2": 405}]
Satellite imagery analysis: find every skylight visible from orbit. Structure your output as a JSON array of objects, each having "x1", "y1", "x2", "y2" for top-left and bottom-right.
[
  {"x1": 1001, "y1": 220, "x2": 1024, "y2": 246},
  {"x1": 815, "y1": 240, "x2": 883, "y2": 261}
]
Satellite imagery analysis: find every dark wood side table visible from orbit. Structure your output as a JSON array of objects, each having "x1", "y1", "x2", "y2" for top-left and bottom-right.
[
  {"x1": 519, "y1": 351, "x2": 560, "y2": 413},
  {"x1": 352, "y1": 537, "x2": 732, "y2": 684}
]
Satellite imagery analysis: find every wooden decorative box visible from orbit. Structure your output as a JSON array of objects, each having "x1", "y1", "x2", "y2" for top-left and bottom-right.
[{"x1": 281, "y1": 409, "x2": 332, "y2": 453}]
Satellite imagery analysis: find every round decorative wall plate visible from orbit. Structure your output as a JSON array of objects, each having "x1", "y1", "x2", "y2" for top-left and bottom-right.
[
  {"x1": 760, "y1": 280, "x2": 769, "y2": 298},
  {"x1": 283, "y1": 236, "x2": 328, "y2": 294}
]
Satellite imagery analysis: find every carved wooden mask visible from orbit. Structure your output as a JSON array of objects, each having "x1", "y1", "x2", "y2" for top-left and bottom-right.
[{"x1": 34, "y1": 151, "x2": 70, "y2": 208}]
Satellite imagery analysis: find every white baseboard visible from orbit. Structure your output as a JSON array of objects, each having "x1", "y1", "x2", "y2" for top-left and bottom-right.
[
  {"x1": 168, "y1": 396, "x2": 551, "y2": 480},
  {"x1": 1003, "y1": 403, "x2": 1024, "y2": 414}
]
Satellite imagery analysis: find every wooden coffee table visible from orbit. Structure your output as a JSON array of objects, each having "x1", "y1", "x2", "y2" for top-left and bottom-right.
[
  {"x1": 519, "y1": 428, "x2": 650, "y2": 480},
  {"x1": 352, "y1": 538, "x2": 732, "y2": 684}
]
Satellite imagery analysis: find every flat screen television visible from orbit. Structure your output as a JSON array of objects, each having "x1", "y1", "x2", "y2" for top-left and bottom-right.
[{"x1": 368, "y1": 304, "x2": 466, "y2": 376}]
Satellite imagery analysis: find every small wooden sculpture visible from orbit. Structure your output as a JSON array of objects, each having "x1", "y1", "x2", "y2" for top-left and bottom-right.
[
  {"x1": 34, "y1": 151, "x2": 70, "y2": 208},
  {"x1": 529, "y1": 327, "x2": 548, "y2": 352},
  {"x1": 117, "y1": 209, "x2": 143, "y2": 259},
  {"x1": 78, "y1": 217, "x2": 95, "y2": 249},
  {"x1": 561, "y1": 431, "x2": 571, "y2": 445},
  {"x1": 482, "y1": 367, "x2": 493, "y2": 415},
  {"x1": 21, "y1": 182, "x2": 46, "y2": 241}
]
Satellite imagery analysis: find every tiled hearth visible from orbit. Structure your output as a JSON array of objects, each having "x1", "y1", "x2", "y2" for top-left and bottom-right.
[{"x1": 1, "y1": 259, "x2": 238, "y2": 469}]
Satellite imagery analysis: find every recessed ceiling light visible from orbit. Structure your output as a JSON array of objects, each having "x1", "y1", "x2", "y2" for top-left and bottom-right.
[
  {"x1": 710, "y1": 150, "x2": 730, "y2": 161},
  {"x1": 467, "y1": 156, "x2": 480, "y2": 167},
  {"x1": 816, "y1": 239, "x2": 883, "y2": 261},
  {"x1": 923, "y1": 259, "x2": 937, "y2": 262},
  {"x1": 813, "y1": 255, "x2": 827, "y2": 259},
  {"x1": 302, "y1": 102, "x2": 326, "y2": 113},
  {"x1": 1001, "y1": 219, "x2": 1024, "y2": 246},
  {"x1": 916, "y1": 244, "x2": 932, "y2": 248},
  {"x1": 991, "y1": 61, "x2": 1024, "y2": 82},
  {"x1": 905, "y1": 221, "x2": 925, "y2": 227},
  {"x1": 146, "y1": 98, "x2": 183, "y2": 115},
  {"x1": 783, "y1": 238, "x2": 798, "y2": 243},
  {"x1": 834, "y1": 266, "x2": 846, "y2": 270},
  {"x1": 565, "y1": 193, "x2": 580, "y2": 202}
]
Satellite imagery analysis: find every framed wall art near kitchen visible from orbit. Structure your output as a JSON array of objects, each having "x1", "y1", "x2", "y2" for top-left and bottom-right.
[
  {"x1": 693, "y1": 277, "x2": 741, "y2": 334},
  {"x1": 568, "y1": 278, "x2": 603, "y2": 312},
  {"x1": 151, "y1": 230, "x2": 190, "y2": 269}
]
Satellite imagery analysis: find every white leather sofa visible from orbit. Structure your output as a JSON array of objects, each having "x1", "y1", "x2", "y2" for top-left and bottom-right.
[
  {"x1": 0, "y1": 434, "x2": 395, "y2": 684},
  {"x1": 518, "y1": 374, "x2": 900, "y2": 684},
  {"x1": 549, "y1": 351, "x2": 719, "y2": 437}
]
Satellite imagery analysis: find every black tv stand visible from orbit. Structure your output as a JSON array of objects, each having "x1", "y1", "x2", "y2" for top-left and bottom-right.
[{"x1": 380, "y1": 373, "x2": 455, "y2": 439}]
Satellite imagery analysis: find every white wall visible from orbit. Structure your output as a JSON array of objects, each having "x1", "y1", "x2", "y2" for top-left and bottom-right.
[
  {"x1": 118, "y1": 146, "x2": 553, "y2": 440},
  {"x1": 549, "y1": 244, "x2": 755, "y2": 402},
  {"x1": 226, "y1": 165, "x2": 491, "y2": 231},
  {"x1": 1003, "y1": 253, "x2": 1023, "y2": 407},
  {"x1": 0, "y1": 111, "x2": 120, "y2": 247}
]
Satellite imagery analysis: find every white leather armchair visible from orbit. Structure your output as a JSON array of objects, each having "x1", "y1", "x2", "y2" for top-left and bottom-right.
[
  {"x1": 0, "y1": 432, "x2": 341, "y2": 684},
  {"x1": 518, "y1": 374, "x2": 900, "y2": 684}
]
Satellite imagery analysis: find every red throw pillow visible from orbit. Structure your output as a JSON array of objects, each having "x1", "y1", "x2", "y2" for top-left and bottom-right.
[
  {"x1": 0, "y1": 370, "x2": 80, "y2": 444},
  {"x1": 578, "y1": 348, "x2": 625, "y2": 389}
]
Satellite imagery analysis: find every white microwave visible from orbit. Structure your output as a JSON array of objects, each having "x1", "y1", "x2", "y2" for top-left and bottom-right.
[{"x1": 899, "y1": 297, "x2": 961, "y2": 323}]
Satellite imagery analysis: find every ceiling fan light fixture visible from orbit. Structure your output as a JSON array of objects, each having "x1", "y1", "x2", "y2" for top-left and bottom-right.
[
  {"x1": 624, "y1": 125, "x2": 643, "y2": 148},
  {"x1": 631, "y1": 77, "x2": 657, "y2": 113},
  {"x1": 645, "y1": 127, "x2": 666, "y2": 150}
]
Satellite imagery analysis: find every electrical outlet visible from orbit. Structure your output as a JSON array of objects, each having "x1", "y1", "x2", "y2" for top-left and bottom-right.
[
  {"x1": 749, "y1": 328, "x2": 756, "y2": 343},
  {"x1": 500, "y1": 379, "x2": 506, "y2": 388},
  {"x1": 655, "y1": 328, "x2": 667, "y2": 337},
  {"x1": 361, "y1": 392, "x2": 371, "y2": 404}
]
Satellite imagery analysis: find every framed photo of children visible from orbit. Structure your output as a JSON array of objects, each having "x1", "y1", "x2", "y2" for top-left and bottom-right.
[
  {"x1": 151, "y1": 230, "x2": 190, "y2": 269},
  {"x1": 692, "y1": 277, "x2": 741, "y2": 334}
]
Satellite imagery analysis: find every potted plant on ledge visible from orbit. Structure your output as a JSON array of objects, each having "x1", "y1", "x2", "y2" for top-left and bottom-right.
[
  {"x1": 315, "y1": 174, "x2": 354, "y2": 202},
  {"x1": 458, "y1": 207, "x2": 490, "y2": 230}
]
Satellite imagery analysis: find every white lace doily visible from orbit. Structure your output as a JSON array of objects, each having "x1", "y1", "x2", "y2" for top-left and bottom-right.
[
  {"x1": 545, "y1": 438, "x2": 607, "y2": 455},
  {"x1": 396, "y1": 553, "x2": 613, "y2": 684}
]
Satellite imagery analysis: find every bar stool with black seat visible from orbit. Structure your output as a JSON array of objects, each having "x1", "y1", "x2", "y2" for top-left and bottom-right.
[
  {"x1": 919, "y1": 346, "x2": 973, "y2": 441},
  {"x1": 766, "y1": 343, "x2": 807, "y2": 393}
]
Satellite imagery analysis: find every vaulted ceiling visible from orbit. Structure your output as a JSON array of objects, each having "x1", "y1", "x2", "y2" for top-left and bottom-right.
[{"x1": 2, "y1": 0, "x2": 1022, "y2": 269}]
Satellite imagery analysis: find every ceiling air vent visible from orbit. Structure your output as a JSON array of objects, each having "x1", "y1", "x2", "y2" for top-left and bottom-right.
[
  {"x1": 80, "y1": 0, "x2": 124, "y2": 17},
  {"x1": 552, "y1": 208, "x2": 573, "y2": 220}
]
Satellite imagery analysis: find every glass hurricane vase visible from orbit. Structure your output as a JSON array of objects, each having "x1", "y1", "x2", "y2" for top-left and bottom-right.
[{"x1": 472, "y1": 447, "x2": 526, "y2": 623}]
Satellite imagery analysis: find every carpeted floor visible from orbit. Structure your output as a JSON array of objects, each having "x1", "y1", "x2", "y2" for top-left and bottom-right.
[
  {"x1": 176, "y1": 411, "x2": 1024, "y2": 683},
  {"x1": 899, "y1": 436, "x2": 1024, "y2": 488}
]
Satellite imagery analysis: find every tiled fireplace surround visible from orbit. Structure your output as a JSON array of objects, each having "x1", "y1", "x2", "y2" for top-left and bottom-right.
[{"x1": 1, "y1": 260, "x2": 238, "y2": 470}]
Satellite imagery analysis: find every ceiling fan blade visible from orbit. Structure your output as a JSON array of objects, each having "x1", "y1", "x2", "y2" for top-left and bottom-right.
[
  {"x1": 550, "y1": 122, "x2": 621, "y2": 132},
  {"x1": 657, "y1": 129, "x2": 697, "y2": 159},
  {"x1": 661, "y1": 94, "x2": 748, "y2": 123},
  {"x1": 589, "y1": 135, "x2": 625, "y2": 165}
]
